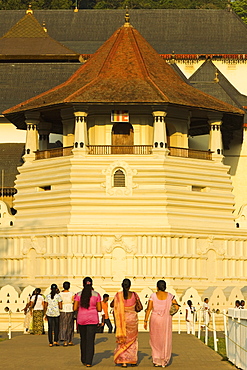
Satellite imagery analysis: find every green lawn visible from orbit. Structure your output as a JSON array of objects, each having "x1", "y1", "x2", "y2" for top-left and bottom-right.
[{"x1": 199, "y1": 336, "x2": 227, "y2": 360}]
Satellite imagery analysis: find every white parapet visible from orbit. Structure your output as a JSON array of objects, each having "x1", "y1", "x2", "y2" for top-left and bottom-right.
[{"x1": 227, "y1": 308, "x2": 247, "y2": 370}]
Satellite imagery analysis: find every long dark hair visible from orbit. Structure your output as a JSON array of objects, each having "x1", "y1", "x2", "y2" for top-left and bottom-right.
[
  {"x1": 33, "y1": 288, "x2": 41, "y2": 308},
  {"x1": 157, "y1": 280, "x2": 166, "y2": 292},
  {"x1": 80, "y1": 277, "x2": 93, "y2": 308},
  {"x1": 122, "y1": 278, "x2": 131, "y2": 300},
  {"x1": 50, "y1": 284, "x2": 58, "y2": 300}
]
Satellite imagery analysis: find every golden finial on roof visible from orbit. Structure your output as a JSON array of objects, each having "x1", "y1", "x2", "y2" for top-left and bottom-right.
[
  {"x1": 214, "y1": 70, "x2": 219, "y2": 83},
  {"x1": 170, "y1": 51, "x2": 176, "y2": 64},
  {"x1": 74, "y1": 0, "x2": 79, "y2": 12},
  {"x1": 124, "y1": 7, "x2": 130, "y2": 27},
  {"x1": 227, "y1": 0, "x2": 232, "y2": 12},
  {"x1": 43, "y1": 21, "x2": 47, "y2": 33},
  {"x1": 26, "y1": 4, "x2": 33, "y2": 15}
]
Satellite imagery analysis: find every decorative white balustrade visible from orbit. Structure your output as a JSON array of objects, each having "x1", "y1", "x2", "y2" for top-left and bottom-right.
[{"x1": 227, "y1": 308, "x2": 247, "y2": 370}]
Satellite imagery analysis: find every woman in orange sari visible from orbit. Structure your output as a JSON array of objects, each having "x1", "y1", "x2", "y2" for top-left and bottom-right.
[{"x1": 111, "y1": 278, "x2": 143, "y2": 367}]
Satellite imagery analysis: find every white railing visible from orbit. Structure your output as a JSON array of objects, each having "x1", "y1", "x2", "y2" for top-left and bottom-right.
[{"x1": 227, "y1": 308, "x2": 247, "y2": 370}]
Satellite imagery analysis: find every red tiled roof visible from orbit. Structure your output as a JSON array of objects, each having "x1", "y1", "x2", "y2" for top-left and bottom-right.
[{"x1": 4, "y1": 22, "x2": 244, "y2": 115}]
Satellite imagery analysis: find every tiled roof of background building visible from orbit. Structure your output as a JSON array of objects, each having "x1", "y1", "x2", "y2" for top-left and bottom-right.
[
  {"x1": 0, "y1": 143, "x2": 24, "y2": 187},
  {"x1": 189, "y1": 60, "x2": 247, "y2": 110},
  {"x1": 0, "y1": 9, "x2": 246, "y2": 55},
  {"x1": 0, "y1": 11, "x2": 79, "y2": 60},
  {"x1": 0, "y1": 63, "x2": 80, "y2": 114}
]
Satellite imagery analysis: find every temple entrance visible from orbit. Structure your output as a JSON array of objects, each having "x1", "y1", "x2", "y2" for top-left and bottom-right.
[{"x1": 112, "y1": 122, "x2": 134, "y2": 153}]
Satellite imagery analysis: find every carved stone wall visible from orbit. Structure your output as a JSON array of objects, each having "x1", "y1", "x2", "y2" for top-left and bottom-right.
[{"x1": 1, "y1": 234, "x2": 247, "y2": 289}]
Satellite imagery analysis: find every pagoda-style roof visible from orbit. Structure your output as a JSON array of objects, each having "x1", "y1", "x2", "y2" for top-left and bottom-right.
[
  {"x1": 0, "y1": 9, "x2": 79, "y2": 61},
  {"x1": 4, "y1": 17, "x2": 244, "y2": 129}
]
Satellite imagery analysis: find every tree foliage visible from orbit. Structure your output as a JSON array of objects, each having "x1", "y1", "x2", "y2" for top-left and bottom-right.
[
  {"x1": 232, "y1": 0, "x2": 247, "y2": 23},
  {"x1": 0, "y1": 0, "x2": 73, "y2": 9},
  {"x1": 0, "y1": 0, "x2": 228, "y2": 9},
  {"x1": 94, "y1": 0, "x2": 228, "y2": 9},
  {"x1": 1, "y1": 0, "x2": 247, "y2": 26}
]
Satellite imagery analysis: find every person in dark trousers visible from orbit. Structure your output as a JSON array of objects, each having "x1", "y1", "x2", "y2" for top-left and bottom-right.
[
  {"x1": 101, "y1": 294, "x2": 113, "y2": 333},
  {"x1": 44, "y1": 284, "x2": 62, "y2": 347},
  {"x1": 74, "y1": 277, "x2": 102, "y2": 367}
]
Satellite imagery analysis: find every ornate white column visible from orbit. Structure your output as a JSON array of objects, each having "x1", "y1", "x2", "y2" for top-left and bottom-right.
[
  {"x1": 38, "y1": 132, "x2": 49, "y2": 151},
  {"x1": 61, "y1": 108, "x2": 75, "y2": 147},
  {"x1": 24, "y1": 112, "x2": 40, "y2": 162},
  {"x1": 208, "y1": 113, "x2": 223, "y2": 162},
  {"x1": 73, "y1": 111, "x2": 88, "y2": 154},
  {"x1": 152, "y1": 111, "x2": 168, "y2": 154},
  {"x1": 38, "y1": 122, "x2": 51, "y2": 151}
]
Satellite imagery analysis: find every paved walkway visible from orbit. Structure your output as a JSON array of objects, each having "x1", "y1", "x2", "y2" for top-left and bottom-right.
[{"x1": 0, "y1": 332, "x2": 234, "y2": 370}]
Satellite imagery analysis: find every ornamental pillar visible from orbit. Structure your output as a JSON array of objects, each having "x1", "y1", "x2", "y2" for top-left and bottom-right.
[
  {"x1": 208, "y1": 113, "x2": 223, "y2": 162},
  {"x1": 152, "y1": 111, "x2": 168, "y2": 153},
  {"x1": 61, "y1": 108, "x2": 74, "y2": 147},
  {"x1": 38, "y1": 122, "x2": 51, "y2": 151},
  {"x1": 38, "y1": 133, "x2": 49, "y2": 151},
  {"x1": 24, "y1": 112, "x2": 40, "y2": 161},
  {"x1": 73, "y1": 111, "x2": 88, "y2": 154}
]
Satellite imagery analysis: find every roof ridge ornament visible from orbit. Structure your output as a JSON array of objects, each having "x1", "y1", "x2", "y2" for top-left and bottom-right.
[
  {"x1": 214, "y1": 69, "x2": 219, "y2": 83},
  {"x1": 26, "y1": 4, "x2": 33, "y2": 15},
  {"x1": 43, "y1": 21, "x2": 47, "y2": 33},
  {"x1": 124, "y1": 8, "x2": 130, "y2": 27},
  {"x1": 227, "y1": 0, "x2": 232, "y2": 12},
  {"x1": 170, "y1": 51, "x2": 176, "y2": 64}
]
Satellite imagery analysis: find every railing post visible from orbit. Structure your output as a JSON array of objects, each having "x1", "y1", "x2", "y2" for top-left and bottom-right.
[
  {"x1": 212, "y1": 311, "x2": 218, "y2": 352},
  {"x1": 4, "y1": 307, "x2": 12, "y2": 339},
  {"x1": 223, "y1": 309, "x2": 228, "y2": 358},
  {"x1": 205, "y1": 310, "x2": 209, "y2": 345},
  {"x1": 192, "y1": 309, "x2": 196, "y2": 335},
  {"x1": 198, "y1": 308, "x2": 201, "y2": 339},
  {"x1": 178, "y1": 309, "x2": 181, "y2": 334}
]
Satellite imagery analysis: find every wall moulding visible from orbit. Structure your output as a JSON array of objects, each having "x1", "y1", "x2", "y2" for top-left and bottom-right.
[
  {"x1": 197, "y1": 236, "x2": 226, "y2": 256},
  {"x1": 22, "y1": 236, "x2": 47, "y2": 255},
  {"x1": 1, "y1": 233, "x2": 247, "y2": 286}
]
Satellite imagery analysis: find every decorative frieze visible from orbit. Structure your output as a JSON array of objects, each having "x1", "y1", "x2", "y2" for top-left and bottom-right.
[{"x1": 1, "y1": 234, "x2": 247, "y2": 285}]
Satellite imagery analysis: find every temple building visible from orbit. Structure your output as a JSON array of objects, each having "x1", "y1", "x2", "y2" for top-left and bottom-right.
[
  {"x1": 0, "y1": 11, "x2": 246, "y2": 308},
  {"x1": 1, "y1": 7, "x2": 247, "y2": 208},
  {"x1": 1, "y1": 9, "x2": 247, "y2": 317}
]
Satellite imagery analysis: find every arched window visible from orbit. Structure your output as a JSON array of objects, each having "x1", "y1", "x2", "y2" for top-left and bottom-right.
[{"x1": 114, "y1": 169, "x2": 125, "y2": 187}]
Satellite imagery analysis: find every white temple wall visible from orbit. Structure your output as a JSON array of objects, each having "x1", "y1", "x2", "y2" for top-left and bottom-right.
[
  {"x1": 1, "y1": 233, "x2": 247, "y2": 289},
  {"x1": 224, "y1": 128, "x2": 247, "y2": 218},
  {"x1": 176, "y1": 61, "x2": 204, "y2": 79},
  {"x1": 0, "y1": 121, "x2": 26, "y2": 143},
  {"x1": 11, "y1": 153, "x2": 237, "y2": 231},
  {"x1": 176, "y1": 61, "x2": 247, "y2": 96}
]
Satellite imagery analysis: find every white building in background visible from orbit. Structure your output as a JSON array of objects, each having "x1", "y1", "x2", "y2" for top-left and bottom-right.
[{"x1": 0, "y1": 9, "x2": 247, "y2": 316}]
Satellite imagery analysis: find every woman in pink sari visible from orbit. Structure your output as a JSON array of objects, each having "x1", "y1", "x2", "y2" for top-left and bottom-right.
[
  {"x1": 144, "y1": 280, "x2": 179, "y2": 368},
  {"x1": 111, "y1": 278, "x2": 143, "y2": 367}
]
